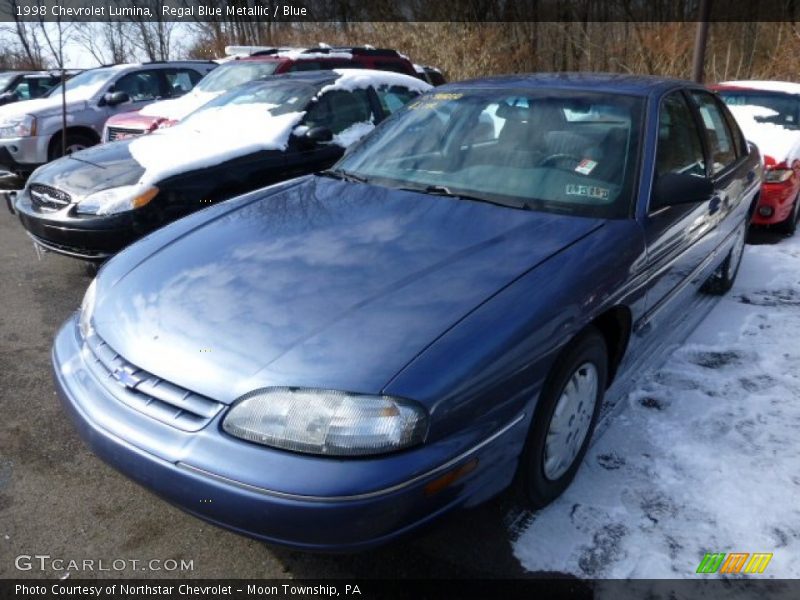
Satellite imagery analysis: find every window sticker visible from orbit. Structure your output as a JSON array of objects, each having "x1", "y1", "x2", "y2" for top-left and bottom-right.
[
  {"x1": 575, "y1": 158, "x2": 598, "y2": 175},
  {"x1": 565, "y1": 184, "x2": 609, "y2": 200}
]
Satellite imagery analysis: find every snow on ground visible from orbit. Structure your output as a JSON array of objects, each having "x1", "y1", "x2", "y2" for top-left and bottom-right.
[{"x1": 512, "y1": 232, "x2": 800, "y2": 580}]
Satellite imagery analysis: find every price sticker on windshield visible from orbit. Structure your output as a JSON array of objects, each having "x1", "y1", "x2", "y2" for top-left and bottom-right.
[
  {"x1": 575, "y1": 158, "x2": 598, "y2": 175},
  {"x1": 409, "y1": 92, "x2": 463, "y2": 110}
]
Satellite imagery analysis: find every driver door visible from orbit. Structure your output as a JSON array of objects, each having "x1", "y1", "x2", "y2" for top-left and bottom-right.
[
  {"x1": 641, "y1": 90, "x2": 720, "y2": 328},
  {"x1": 284, "y1": 88, "x2": 375, "y2": 179}
]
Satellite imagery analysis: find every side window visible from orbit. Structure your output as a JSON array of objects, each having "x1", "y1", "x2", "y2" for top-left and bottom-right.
[
  {"x1": 373, "y1": 61, "x2": 410, "y2": 74},
  {"x1": 656, "y1": 92, "x2": 706, "y2": 178},
  {"x1": 164, "y1": 69, "x2": 196, "y2": 97},
  {"x1": 303, "y1": 89, "x2": 373, "y2": 134},
  {"x1": 375, "y1": 85, "x2": 418, "y2": 115},
  {"x1": 689, "y1": 91, "x2": 738, "y2": 175},
  {"x1": 287, "y1": 61, "x2": 322, "y2": 72},
  {"x1": 13, "y1": 82, "x2": 30, "y2": 100},
  {"x1": 113, "y1": 71, "x2": 162, "y2": 103}
]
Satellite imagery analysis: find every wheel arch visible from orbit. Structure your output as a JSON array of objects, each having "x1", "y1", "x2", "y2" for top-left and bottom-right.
[
  {"x1": 589, "y1": 305, "x2": 633, "y2": 387},
  {"x1": 47, "y1": 126, "x2": 101, "y2": 159}
]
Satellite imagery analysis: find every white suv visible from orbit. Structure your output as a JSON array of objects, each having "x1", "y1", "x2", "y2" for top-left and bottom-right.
[{"x1": 0, "y1": 61, "x2": 216, "y2": 176}]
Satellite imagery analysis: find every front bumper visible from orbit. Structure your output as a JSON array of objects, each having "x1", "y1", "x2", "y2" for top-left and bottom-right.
[
  {"x1": 0, "y1": 135, "x2": 49, "y2": 173},
  {"x1": 751, "y1": 181, "x2": 798, "y2": 225},
  {"x1": 52, "y1": 316, "x2": 526, "y2": 551},
  {"x1": 14, "y1": 189, "x2": 143, "y2": 259}
]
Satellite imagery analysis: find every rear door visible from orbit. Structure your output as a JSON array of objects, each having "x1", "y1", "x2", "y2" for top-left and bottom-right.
[
  {"x1": 641, "y1": 89, "x2": 720, "y2": 323},
  {"x1": 687, "y1": 89, "x2": 751, "y2": 242}
]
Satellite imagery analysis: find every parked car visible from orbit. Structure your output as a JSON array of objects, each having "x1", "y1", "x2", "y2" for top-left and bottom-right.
[
  {"x1": 0, "y1": 61, "x2": 217, "y2": 175},
  {"x1": 0, "y1": 70, "x2": 81, "y2": 106},
  {"x1": 714, "y1": 81, "x2": 800, "y2": 234},
  {"x1": 414, "y1": 64, "x2": 446, "y2": 86},
  {"x1": 103, "y1": 46, "x2": 419, "y2": 141},
  {"x1": 11, "y1": 69, "x2": 429, "y2": 259},
  {"x1": 52, "y1": 74, "x2": 760, "y2": 550}
]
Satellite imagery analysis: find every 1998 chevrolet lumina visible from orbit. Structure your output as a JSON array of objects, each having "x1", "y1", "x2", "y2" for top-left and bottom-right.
[{"x1": 53, "y1": 74, "x2": 761, "y2": 550}]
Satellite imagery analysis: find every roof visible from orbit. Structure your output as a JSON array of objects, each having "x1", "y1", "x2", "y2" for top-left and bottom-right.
[
  {"x1": 440, "y1": 72, "x2": 700, "y2": 96},
  {"x1": 715, "y1": 80, "x2": 800, "y2": 96}
]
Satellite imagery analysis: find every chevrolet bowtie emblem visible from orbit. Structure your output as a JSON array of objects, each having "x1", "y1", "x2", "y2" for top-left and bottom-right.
[{"x1": 112, "y1": 367, "x2": 139, "y2": 388}]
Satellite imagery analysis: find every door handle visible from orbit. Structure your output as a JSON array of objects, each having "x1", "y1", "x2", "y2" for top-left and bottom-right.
[
  {"x1": 746, "y1": 170, "x2": 756, "y2": 183},
  {"x1": 709, "y1": 196, "x2": 721, "y2": 214}
]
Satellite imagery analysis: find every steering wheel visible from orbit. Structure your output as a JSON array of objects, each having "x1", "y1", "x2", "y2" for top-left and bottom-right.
[{"x1": 539, "y1": 153, "x2": 583, "y2": 168}]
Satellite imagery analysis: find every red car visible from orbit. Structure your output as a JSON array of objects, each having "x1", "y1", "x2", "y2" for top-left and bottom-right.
[
  {"x1": 103, "y1": 46, "x2": 419, "y2": 142},
  {"x1": 714, "y1": 82, "x2": 800, "y2": 235}
]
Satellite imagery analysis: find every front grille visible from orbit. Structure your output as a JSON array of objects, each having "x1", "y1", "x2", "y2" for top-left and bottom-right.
[
  {"x1": 29, "y1": 183, "x2": 70, "y2": 210},
  {"x1": 106, "y1": 126, "x2": 145, "y2": 142},
  {"x1": 82, "y1": 331, "x2": 224, "y2": 432}
]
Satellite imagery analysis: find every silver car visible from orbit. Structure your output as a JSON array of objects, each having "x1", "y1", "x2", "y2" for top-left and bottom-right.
[{"x1": 0, "y1": 61, "x2": 216, "y2": 176}]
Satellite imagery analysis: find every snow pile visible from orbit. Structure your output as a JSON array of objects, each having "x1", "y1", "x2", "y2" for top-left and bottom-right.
[
  {"x1": 128, "y1": 104, "x2": 304, "y2": 186},
  {"x1": 728, "y1": 104, "x2": 800, "y2": 164},
  {"x1": 512, "y1": 232, "x2": 800, "y2": 579},
  {"x1": 139, "y1": 89, "x2": 221, "y2": 121}
]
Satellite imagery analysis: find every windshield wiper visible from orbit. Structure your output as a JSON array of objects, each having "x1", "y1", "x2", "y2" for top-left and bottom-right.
[
  {"x1": 319, "y1": 169, "x2": 368, "y2": 184},
  {"x1": 416, "y1": 184, "x2": 530, "y2": 210}
]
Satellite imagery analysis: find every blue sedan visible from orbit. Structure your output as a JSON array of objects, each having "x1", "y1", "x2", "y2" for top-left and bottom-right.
[{"x1": 52, "y1": 74, "x2": 761, "y2": 550}]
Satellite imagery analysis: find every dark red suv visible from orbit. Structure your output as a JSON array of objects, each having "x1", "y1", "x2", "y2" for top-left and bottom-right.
[{"x1": 103, "y1": 46, "x2": 419, "y2": 141}]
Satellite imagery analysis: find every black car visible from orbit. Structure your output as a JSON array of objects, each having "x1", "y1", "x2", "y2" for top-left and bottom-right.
[
  {"x1": 10, "y1": 70, "x2": 430, "y2": 260},
  {"x1": 0, "y1": 70, "x2": 80, "y2": 106}
]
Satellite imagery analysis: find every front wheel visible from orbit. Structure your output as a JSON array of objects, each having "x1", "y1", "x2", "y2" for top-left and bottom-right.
[
  {"x1": 702, "y1": 218, "x2": 747, "y2": 295},
  {"x1": 517, "y1": 327, "x2": 608, "y2": 508},
  {"x1": 48, "y1": 133, "x2": 96, "y2": 160}
]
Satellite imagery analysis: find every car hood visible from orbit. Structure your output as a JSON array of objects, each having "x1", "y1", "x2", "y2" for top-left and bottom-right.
[
  {"x1": 93, "y1": 176, "x2": 605, "y2": 404},
  {"x1": 137, "y1": 89, "x2": 222, "y2": 121},
  {"x1": 29, "y1": 141, "x2": 144, "y2": 196},
  {"x1": 0, "y1": 96, "x2": 87, "y2": 120}
]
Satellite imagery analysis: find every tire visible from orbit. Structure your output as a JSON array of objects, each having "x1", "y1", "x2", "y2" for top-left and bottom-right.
[
  {"x1": 516, "y1": 326, "x2": 608, "y2": 509},
  {"x1": 702, "y1": 218, "x2": 747, "y2": 295},
  {"x1": 776, "y1": 194, "x2": 799, "y2": 236},
  {"x1": 48, "y1": 133, "x2": 96, "y2": 160}
]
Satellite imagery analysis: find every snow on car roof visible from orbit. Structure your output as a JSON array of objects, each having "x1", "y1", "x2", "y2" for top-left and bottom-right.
[
  {"x1": 721, "y1": 80, "x2": 800, "y2": 95},
  {"x1": 727, "y1": 104, "x2": 800, "y2": 162},
  {"x1": 326, "y1": 68, "x2": 431, "y2": 94}
]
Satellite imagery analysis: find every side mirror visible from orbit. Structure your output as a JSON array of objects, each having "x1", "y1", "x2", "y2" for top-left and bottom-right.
[
  {"x1": 104, "y1": 91, "x2": 130, "y2": 107},
  {"x1": 651, "y1": 172, "x2": 714, "y2": 210},
  {"x1": 303, "y1": 126, "x2": 333, "y2": 145}
]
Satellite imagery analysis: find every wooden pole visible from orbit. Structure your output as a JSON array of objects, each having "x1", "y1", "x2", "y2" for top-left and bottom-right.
[{"x1": 692, "y1": 0, "x2": 712, "y2": 83}]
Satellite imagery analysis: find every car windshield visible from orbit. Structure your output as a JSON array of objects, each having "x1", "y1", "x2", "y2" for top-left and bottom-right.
[
  {"x1": 194, "y1": 61, "x2": 279, "y2": 93},
  {"x1": 0, "y1": 73, "x2": 17, "y2": 91},
  {"x1": 335, "y1": 89, "x2": 644, "y2": 218},
  {"x1": 183, "y1": 79, "x2": 318, "y2": 125},
  {"x1": 47, "y1": 67, "x2": 119, "y2": 101},
  {"x1": 718, "y1": 91, "x2": 800, "y2": 129}
]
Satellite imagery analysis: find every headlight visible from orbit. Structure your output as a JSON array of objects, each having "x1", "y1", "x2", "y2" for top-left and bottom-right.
[
  {"x1": 0, "y1": 114, "x2": 37, "y2": 138},
  {"x1": 79, "y1": 279, "x2": 97, "y2": 339},
  {"x1": 764, "y1": 168, "x2": 793, "y2": 183},
  {"x1": 75, "y1": 185, "x2": 158, "y2": 216},
  {"x1": 223, "y1": 387, "x2": 429, "y2": 456}
]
